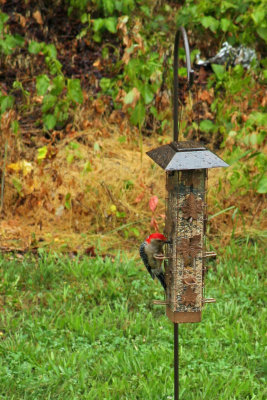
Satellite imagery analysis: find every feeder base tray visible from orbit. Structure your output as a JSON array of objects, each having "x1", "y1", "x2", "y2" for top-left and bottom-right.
[{"x1": 166, "y1": 307, "x2": 202, "y2": 323}]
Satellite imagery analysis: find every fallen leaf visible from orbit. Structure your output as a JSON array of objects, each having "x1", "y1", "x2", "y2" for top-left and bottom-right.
[
  {"x1": 134, "y1": 192, "x2": 145, "y2": 204},
  {"x1": 84, "y1": 246, "x2": 96, "y2": 257},
  {"x1": 150, "y1": 216, "x2": 159, "y2": 231},
  {"x1": 149, "y1": 195, "x2": 158, "y2": 212},
  {"x1": 8, "y1": 160, "x2": 33, "y2": 176},
  {"x1": 18, "y1": 13, "x2": 26, "y2": 27},
  {"x1": 33, "y1": 10, "x2": 43, "y2": 25},
  {"x1": 198, "y1": 89, "x2": 213, "y2": 104},
  {"x1": 93, "y1": 98, "x2": 105, "y2": 113},
  {"x1": 93, "y1": 59, "x2": 102, "y2": 69}
]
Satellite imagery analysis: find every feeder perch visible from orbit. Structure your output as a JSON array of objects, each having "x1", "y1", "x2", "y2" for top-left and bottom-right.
[{"x1": 146, "y1": 27, "x2": 228, "y2": 324}]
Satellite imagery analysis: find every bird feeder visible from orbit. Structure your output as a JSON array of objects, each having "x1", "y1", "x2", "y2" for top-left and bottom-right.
[
  {"x1": 147, "y1": 28, "x2": 228, "y2": 324},
  {"x1": 144, "y1": 27, "x2": 229, "y2": 400}
]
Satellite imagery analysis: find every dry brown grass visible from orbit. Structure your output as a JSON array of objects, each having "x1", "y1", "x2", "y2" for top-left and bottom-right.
[{"x1": 1, "y1": 118, "x2": 265, "y2": 254}]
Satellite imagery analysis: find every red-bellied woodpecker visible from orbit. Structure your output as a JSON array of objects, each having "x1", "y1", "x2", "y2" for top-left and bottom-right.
[{"x1": 139, "y1": 233, "x2": 169, "y2": 290}]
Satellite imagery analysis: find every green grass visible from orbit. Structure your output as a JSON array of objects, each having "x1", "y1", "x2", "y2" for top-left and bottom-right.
[{"x1": 0, "y1": 240, "x2": 266, "y2": 399}]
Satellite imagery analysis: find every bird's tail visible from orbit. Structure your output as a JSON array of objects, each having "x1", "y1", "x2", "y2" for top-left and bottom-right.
[{"x1": 157, "y1": 272, "x2": 166, "y2": 291}]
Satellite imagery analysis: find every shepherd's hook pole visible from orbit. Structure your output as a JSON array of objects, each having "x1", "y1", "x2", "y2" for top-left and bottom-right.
[
  {"x1": 174, "y1": 323, "x2": 179, "y2": 400},
  {"x1": 172, "y1": 27, "x2": 194, "y2": 400},
  {"x1": 173, "y1": 27, "x2": 194, "y2": 142}
]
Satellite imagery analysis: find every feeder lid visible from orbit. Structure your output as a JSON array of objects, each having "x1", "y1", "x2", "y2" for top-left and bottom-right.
[{"x1": 146, "y1": 141, "x2": 228, "y2": 171}]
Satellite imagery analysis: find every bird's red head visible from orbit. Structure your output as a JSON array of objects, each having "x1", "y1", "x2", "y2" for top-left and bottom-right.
[{"x1": 145, "y1": 233, "x2": 168, "y2": 244}]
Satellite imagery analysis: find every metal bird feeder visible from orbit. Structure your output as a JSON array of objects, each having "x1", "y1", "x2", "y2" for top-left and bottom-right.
[{"x1": 146, "y1": 27, "x2": 228, "y2": 399}]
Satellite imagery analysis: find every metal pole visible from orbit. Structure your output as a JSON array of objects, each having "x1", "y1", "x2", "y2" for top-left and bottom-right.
[
  {"x1": 172, "y1": 26, "x2": 193, "y2": 400},
  {"x1": 174, "y1": 323, "x2": 179, "y2": 400},
  {"x1": 173, "y1": 27, "x2": 194, "y2": 142}
]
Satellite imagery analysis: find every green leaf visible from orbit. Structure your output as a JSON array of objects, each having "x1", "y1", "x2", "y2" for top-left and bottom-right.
[
  {"x1": 93, "y1": 18, "x2": 104, "y2": 32},
  {"x1": 247, "y1": 112, "x2": 267, "y2": 127},
  {"x1": 45, "y1": 58, "x2": 62, "y2": 75},
  {"x1": 104, "y1": 17, "x2": 117, "y2": 34},
  {"x1": 257, "y1": 176, "x2": 267, "y2": 194},
  {"x1": 200, "y1": 16, "x2": 219, "y2": 33},
  {"x1": 51, "y1": 75, "x2": 65, "y2": 96},
  {"x1": 37, "y1": 146, "x2": 48, "y2": 161},
  {"x1": 211, "y1": 64, "x2": 225, "y2": 81},
  {"x1": 43, "y1": 44, "x2": 57, "y2": 58},
  {"x1": 36, "y1": 74, "x2": 50, "y2": 96},
  {"x1": 81, "y1": 13, "x2": 88, "y2": 24},
  {"x1": 199, "y1": 120, "x2": 214, "y2": 132},
  {"x1": 65, "y1": 193, "x2": 72, "y2": 210},
  {"x1": 94, "y1": 142, "x2": 101, "y2": 153},
  {"x1": 103, "y1": 0, "x2": 114, "y2": 16},
  {"x1": 1, "y1": 34, "x2": 24, "y2": 54},
  {"x1": 0, "y1": 95, "x2": 14, "y2": 113},
  {"x1": 67, "y1": 79, "x2": 83, "y2": 104},
  {"x1": 0, "y1": 12, "x2": 9, "y2": 32},
  {"x1": 42, "y1": 94, "x2": 57, "y2": 112},
  {"x1": 124, "y1": 89, "x2": 136, "y2": 105},
  {"x1": 100, "y1": 78, "x2": 111, "y2": 92},
  {"x1": 130, "y1": 101, "x2": 145, "y2": 126},
  {"x1": 11, "y1": 120, "x2": 19, "y2": 134},
  {"x1": 257, "y1": 27, "x2": 267, "y2": 42},
  {"x1": 83, "y1": 161, "x2": 92, "y2": 173},
  {"x1": 221, "y1": 1, "x2": 237, "y2": 12},
  {"x1": 141, "y1": 85, "x2": 154, "y2": 105},
  {"x1": 93, "y1": 32, "x2": 102, "y2": 42},
  {"x1": 43, "y1": 114, "x2": 57, "y2": 130},
  {"x1": 28, "y1": 40, "x2": 43, "y2": 54},
  {"x1": 12, "y1": 178, "x2": 22, "y2": 195},
  {"x1": 251, "y1": 8, "x2": 265, "y2": 26},
  {"x1": 221, "y1": 18, "x2": 231, "y2": 32}
]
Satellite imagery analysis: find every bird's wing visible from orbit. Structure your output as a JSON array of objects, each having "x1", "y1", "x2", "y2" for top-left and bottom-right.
[
  {"x1": 139, "y1": 244, "x2": 154, "y2": 279},
  {"x1": 156, "y1": 271, "x2": 166, "y2": 290}
]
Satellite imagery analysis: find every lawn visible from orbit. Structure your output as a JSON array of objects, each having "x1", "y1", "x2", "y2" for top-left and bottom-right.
[{"x1": 0, "y1": 240, "x2": 265, "y2": 399}]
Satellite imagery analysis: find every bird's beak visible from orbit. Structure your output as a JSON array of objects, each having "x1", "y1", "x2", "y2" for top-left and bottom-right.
[{"x1": 165, "y1": 239, "x2": 171, "y2": 244}]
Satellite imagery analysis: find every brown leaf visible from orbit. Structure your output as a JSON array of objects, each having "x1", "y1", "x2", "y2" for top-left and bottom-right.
[
  {"x1": 93, "y1": 59, "x2": 102, "y2": 70},
  {"x1": 84, "y1": 246, "x2": 96, "y2": 257},
  {"x1": 33, "y1": 10, "x2": 43, "y2": 25},
  {"x1": 198, "y1": 89, "x2": 213, "y2": 105},
  {"x1": 18, "y1": 13, "x2": 27, "y2": 27},
  {"x1": 198, "y1": 67, "x2": 208, "y2": 83},
  {"x1": 149, "y1": 195, "x2": 158, "y2": 212},
  {"x1": 93, "y1": 98, "x2": 105, "y2": 114},
  {"x1": 150, "y1": 216, "x2": 159, "y2": 231},
  {"x1": 134, "y1": 192, "x2": 145, "y2": 204}
]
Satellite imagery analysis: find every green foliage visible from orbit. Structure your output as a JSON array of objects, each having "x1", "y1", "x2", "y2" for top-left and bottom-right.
[
  {"x1": 0, "y1": 10, "x2": 84, "y2": 131},
  {"x1": 0, "y1": 12, "x2": 24, "y2": 55},
  {"x1": 37, "y1": 146, "x2": 48, "y2": 162},
  {"x1": 176, "y1": 0, "x2": 267, "y2": 45},
  {"x1": 0, "y1": 241, "x2": 265, "y2": 398},
  {"x1": 68, "y1": 0, "x2": 136, "y2": 41},
  {"x1": 204, "y1": 64, "x2": 267, "y2": 195},
  {"x1": 100, "y1": 50, "x2": 164, "y2": 127},
  {"x1": 0, "y1": 91, "x2": 14, "y2": 115},
  {"x1": 30, "y1": 41, "x2": 83, "y2": 130}
]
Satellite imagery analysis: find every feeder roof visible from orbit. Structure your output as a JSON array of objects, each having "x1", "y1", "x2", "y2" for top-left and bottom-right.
[{"x1": 146, "y1": 141, "x2": 228, "y2": 171}]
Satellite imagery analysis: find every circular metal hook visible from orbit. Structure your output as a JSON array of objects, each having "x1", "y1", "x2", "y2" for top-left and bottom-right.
[{"x1": 173, "y1": 27, "x2": 194, "y2": 142}]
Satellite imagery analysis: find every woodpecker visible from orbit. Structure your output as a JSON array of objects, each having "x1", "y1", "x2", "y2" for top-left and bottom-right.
[{"x1": 139, "y1": 233, "x2": 169, "y2": 290}]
